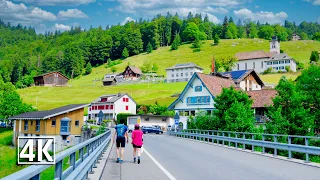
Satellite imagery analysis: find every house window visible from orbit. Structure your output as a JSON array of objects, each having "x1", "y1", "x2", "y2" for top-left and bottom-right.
[
  {"x1": 181, "y1": 73, "x2": 183, "y2": 77},
  {"x1": 106, "y1": 105, "x2": 109, "y2": 109},
  {"x1": 285, "y1": 60, "x2": 291, "y2": 63},
  {"x1": 31, "y1": 121, "x2": 33, "y2": 125},
  {"x1": 191, "y1": 111, "x2": 196, "y2": 116},
  {"x1": 24, "y1": 120, "x2": 28, "y2": 131},
  {"x1": 195, "y1": 86, "x2": 202, "y2": 92},
  {"x1": 179, "y1": 111, "x2": 184, "y2": 116},
  {"x1": 35, "y1": 120, "x2": 40, "y2": 132},
  {"x1": 126, "y1": 98, "x2": 129, "y2": 102},
  {"x1": 187, "y1": 96, "x2": 210, "y2": 105},
  {"x1": 279, "y1": 61, "x2": 284, "y2": 64},
  {"x1": 98, "y1": 105, "x2": 104, "y2": 110},
  {"x1": 176, "y1": 73, "x2": 179, "y2": 77},
  {"x1": 75, "y1": 120, "x2": 79, "y2": 127},
  {"x1": 123, "y1": 98, "x2": 126, "y2": 102},
  {"x1": 145, "y1": 118, "x2": 150, "y2": 121},
  {"x1": 52, "y1": 119, "x2": 56, "y2": 126},
  {"x1": 172, "y1": 69, "x2": 174, "y2": 72},
  {"x1": 110, "y1": 105, "x2": 114, "y2": 109},
  {"x1": 185, "y1": 111, "x2": 190, "y2": 116},
  {"x1": 186, "y1": 72, "x2": 188, "y2": 76},
  {"x1": 253, "y1": 62, "x2": 255, "y2": 69},
  {"x1": 190, "y1": 72, "x2": 193, "y2": 75},
  {"x1": 172, "y1": 74, "x2": 174, "y2": 77},
  {"x1": 62, "y1": 135, "x2": 68, "y2": 141},
  {"x1": 280, "y1": 66, "x2": 285, "y2": 70},
  {"x1": 273, "y1": 67, "x2": 279, "y2": 70},
  {"x1": 273, "y1": 61, "x2": 279, "y2": 65},
  {"x1": 267, "y1": 62, "x2": 272, "y2": 65},
  {"x1": 237, "y1": 64, "x2": 239, "y2": 70},
  {"x1": 261, "y1": 61, "x2": 263, "y2": 68},
  {"x1": 245, "y1": 63, "x2": 247, "y2": 70},
  {"x1": 126, "y1": 106, "x2": 129, "y2": 110}
]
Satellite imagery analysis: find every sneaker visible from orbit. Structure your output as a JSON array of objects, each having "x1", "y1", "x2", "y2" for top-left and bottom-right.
[
  {"x1": 138, "y1": 158, "x2": 140, "y2": 164},
  {"x1": 134, "y1": 157, "x2": 136, "y2": 163},
  {"x1": 116, "y1": 158, "x2": 120, "y2": 163},
  {"x1": 120, "y1": 160, "x2": 123, "y2": 164}
]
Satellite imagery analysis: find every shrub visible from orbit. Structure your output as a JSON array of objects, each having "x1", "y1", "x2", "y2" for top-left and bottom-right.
[
  {"x1": 285, "y1": 66, "x2": 291, "y2": 72},
  {"x1": 85, "y1": 62, "x2": 92, "y2": 75},
  {"x1": 280, "y1": 49, "x2": 284, "y2": 53},
  {"x1": 214, "y1": 34, "x2": 219, "y2": 44},
  {"x1": 193, "y1": 48, "x2": 201, "y2": 52},
  {"x1": 263, "y1": 67, "x2": 273, "y2": 74},
  {"x1": 106, "y1": 60, "x2": 122, "y2": 68},
  {"x1": 116, "y1": 113, "x2": 132, "y2": 125},
  {"x1": 297, "y1": 62, "x2": 304, "y2": 70}
]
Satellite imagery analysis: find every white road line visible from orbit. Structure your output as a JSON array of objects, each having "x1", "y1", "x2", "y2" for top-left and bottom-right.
[{"x1": 143, "y1": 147, "x2": 177, "y2": 180}]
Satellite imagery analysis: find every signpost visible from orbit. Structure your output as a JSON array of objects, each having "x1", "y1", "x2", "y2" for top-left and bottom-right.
[{"x1": 174, "y1": 112, "x2": 180, "y2": 132}]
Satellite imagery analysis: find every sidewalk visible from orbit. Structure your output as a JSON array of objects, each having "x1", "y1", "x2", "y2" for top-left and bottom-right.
[{"x1": 100, "y1": 141, "x2": 170, "y2": 180}]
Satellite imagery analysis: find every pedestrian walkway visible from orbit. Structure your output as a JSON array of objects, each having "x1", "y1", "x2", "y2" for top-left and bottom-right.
[{"x1": 100, "y1": 140, "x2": 170, "y2": 180}]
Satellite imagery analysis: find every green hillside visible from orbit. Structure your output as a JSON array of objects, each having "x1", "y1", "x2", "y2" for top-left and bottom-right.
[{"x1": 18, "y1": 39, "x2": 320, "y2": 110}]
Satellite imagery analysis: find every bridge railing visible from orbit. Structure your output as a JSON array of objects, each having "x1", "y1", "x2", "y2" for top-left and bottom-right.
[
  {"x1": 168, "y1": 129, "x2": 320, "y2": 163},
  {"x1": 3, "y1": 129, "x2": 112, "y2": 180}
]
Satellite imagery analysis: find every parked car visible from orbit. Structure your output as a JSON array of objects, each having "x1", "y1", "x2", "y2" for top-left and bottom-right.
[
  {"x1": 142, "y1": 126, "x2": 163, "y2": 134},
  {"x1": 0, "y1": 121, "x2": 6, "y2": 128},
  {"x1": 152, "y1": 125, "x2": 161, "y2": 130},
  {"x1": 128, "y1": 124, "x2": 134, "y2": 133}
]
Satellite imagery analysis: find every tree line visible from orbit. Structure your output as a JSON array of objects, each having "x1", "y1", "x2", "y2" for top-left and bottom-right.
[{"x1": 1, "y1": 13, "x2": 320, "y2": 88}]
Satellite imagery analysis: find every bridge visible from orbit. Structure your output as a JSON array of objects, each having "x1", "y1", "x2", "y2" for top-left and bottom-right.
[{"x1": 3, "y1": 129, "x2": 320, "y2": 180}]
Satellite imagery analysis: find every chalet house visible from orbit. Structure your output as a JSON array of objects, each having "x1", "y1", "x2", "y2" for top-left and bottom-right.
[
  {"x1": 233, "y1": 36, "x2": 297, "y2": 73},
  {"x1": 291, "y1": 33, "x2": 301, "y2": 41},
  {"x1": 166, "y1": 63, "x2": 203, "y2": 83},
  {"x1": 168, "y1": 72, "x2": 276, "y2": 129},
  {"x1": 88, "y1": 93, "x2": 136, "y2": 121},
  {"x1": 121, "y1": 66, "x2": 143, "y2": 80},
  {"x1": 9, "y1": 104, "x2": 87, "y2": 151},
  {"x1": 33, "y1": 71, "x2": 69, "y2": 86}
]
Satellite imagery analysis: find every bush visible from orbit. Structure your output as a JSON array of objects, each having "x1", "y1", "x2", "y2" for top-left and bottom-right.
[
  {"x1": 285, "y1": 66, "x2": 291, "y2": 72},
  {"x1": 85, "y1": 62, "x2": 92, "y2": 75},
  {"x1": 280, "y1": 49, "x2": 284, "y2": 53},
  {"x1": 122, "y1": 47, "x2": 129, "y2": 59},
  {"x1": 106, "y1": 60, "x2": 122, "y2": 68},
  {"x1": 214, "y1": 34, "x2": 219, "y2": 44},
  {"x1": 263, "y1": 67, "x2": 273, "y2": 74},
  {"x1": 116, "y1": 113, "x2": 132, "y2": 125},
  {"x1": 296, "y1": 61, "x2": 304, "y2": 70},
  {"x1": 146, "y1": 42, "x2": 153, "y2": 53},
  {"x1": 193, "y1": 48, "x2": 201, "y2": 52}
]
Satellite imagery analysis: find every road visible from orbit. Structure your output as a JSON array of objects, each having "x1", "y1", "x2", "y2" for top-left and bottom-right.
[{"x1": 102, "y1": 134, "x2": 320, "y2": 180}]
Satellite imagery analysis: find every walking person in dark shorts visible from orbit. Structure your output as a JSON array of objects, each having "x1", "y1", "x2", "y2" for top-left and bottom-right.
[
  {"x1": 131, "y1": 124, "x2": 143, "y2": 164},
  {"x1": 113, "y1": 123, "x2": 128, "y2": 164}
]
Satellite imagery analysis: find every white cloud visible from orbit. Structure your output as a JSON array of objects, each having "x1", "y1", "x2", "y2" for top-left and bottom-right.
[
  {"x1": 13, "y1": 0, "x2": 96, "y2": 6},
  {"x1": 205, "y1": 13, "x2": 220, "y2": 23},
  {"x1": 58, "y1": 9, "x2": 88, "y2": 19},
  {"x1": 0, "y1": 0, "x2": 57, "y2": 25},
  {"x1": 55, "y1": 23, "x2": 71, "y2": 31},
  {"x1": 234, "y1": 8, "x2": 288, "y2": 24},
  {"x1": 121, "y1": 16, "x2": 135, "y2": 25},
  {"x1": 304, "y1": 0, "x2": 320, "y2": 5},
  {"x1": 205, "y1": 6, "x2": 228, "y2": 14},
  {"x1": 317, "y1": 17, "x2": 320, "y2": 23}
]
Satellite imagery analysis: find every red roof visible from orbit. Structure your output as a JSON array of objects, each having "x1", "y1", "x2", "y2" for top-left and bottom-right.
[
  {"x1": 196, "y1": 73, "x2": 236, "y2": 96},
  {"x1": 236, "y1": 50, "x2": 274, "y2": 61},
  {"x1": 247, "y1": 90, "x2": 277, "y2": 108},
  {"x1": 128, "y1": 66, "x2": 143, "y2": 75}
]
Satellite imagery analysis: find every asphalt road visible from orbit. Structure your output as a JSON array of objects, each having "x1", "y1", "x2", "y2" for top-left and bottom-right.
[{"x1": 103, "y1": 134, "x2": 320, "y2": 180}]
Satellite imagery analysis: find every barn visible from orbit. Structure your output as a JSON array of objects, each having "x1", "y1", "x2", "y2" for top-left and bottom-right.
[{"x1": 33, "y1": 71, "x2": 69, "y2": 86}]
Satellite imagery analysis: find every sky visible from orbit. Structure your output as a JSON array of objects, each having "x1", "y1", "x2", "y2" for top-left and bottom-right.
[{"x1": 0, "y1": 0, "x2": 319, "y2": 33}]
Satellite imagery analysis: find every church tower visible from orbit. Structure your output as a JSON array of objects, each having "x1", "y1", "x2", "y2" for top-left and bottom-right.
[{"x1": 270, "y1": 36, "x2": 280, "y2": 54}]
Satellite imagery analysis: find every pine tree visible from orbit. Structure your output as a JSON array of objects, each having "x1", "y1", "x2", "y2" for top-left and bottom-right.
[
  {"x1": 222, "y1": 16, "x2": 229, "y2": 39},
  {"x1": 146, "y1": 42, "x2": 153, "y2": 53},
  {"x1": 171, "y1": 34, "x2": 180, "y2": 50},
  {"x1": 310, "y1": 51, "x2": 319, "y2": 63},
  {"x1": 85, "y1": 62, "x2": 92, "y2": 75},
  {"x1": 214, "y1": 34, "x2": 220, "y2": 44},
  {"x1": 204, "y1": 14, "x2": 209, "y2": 22},
  {"x1": 122, "y1": 47, "x2": 129, "y2": 59},
  {"x1": 228, "y1": 17, "x2": 234, "y2": 23}
]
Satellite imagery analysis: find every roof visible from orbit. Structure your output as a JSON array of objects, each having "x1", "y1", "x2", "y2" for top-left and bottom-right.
[
  {"x1": 8, "y1": 104, "x2": 87, "y2": 120},
  {"x1": 102, "y1": 77, "x2": 116, "y2": 82},
  {"x1": 34, "y1": 71, "x2": 69, "y2": 80},
  {"x1": 166, "y1": 63, "x2": 204, "y2": 70},
  {"x1": 268, "y1": 53, "x2": 292, "y2": 61},
  {"x1": 247, "y1": 90, "x2": 277, "y2": 108},
  {"x1": 236, "y1": 50, "x2": 274, "y2": 61},
  {"x1": 221, "y1": 69, "x2": 264, "y2": 86},
  {"x1": 196, "y1": 73, "x2": 235, "y2": 96},
  {"x1": 91, "y1": 93, "x2": 137, "y2": 104},
  {"x1": 128, "y1": 66, "x2": 143, "y2": 75}
]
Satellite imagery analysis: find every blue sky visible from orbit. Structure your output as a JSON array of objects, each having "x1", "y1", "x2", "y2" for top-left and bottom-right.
[{"x1": 0, "y1": 0, "x2": 319, "y2": 33}]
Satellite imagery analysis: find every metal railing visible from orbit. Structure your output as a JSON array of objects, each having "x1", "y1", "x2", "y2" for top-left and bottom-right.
[
  {"x1": 3, "y1": 129, "x2": 112, "y2": 180},
  {"x1": 168, "y1": 129, "x2": 320, "y2": 162}
]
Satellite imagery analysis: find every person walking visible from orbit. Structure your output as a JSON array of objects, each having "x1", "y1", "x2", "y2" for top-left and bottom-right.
[
  {"x1": 113, "y1": 123, "x2": 128, "y2": 164},
  {"x1": 131, "y1": 124, "x2": 143, "y2": 164}
]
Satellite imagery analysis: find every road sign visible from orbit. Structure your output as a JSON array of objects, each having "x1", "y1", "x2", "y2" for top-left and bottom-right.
[
  {"x1": 175, "y1": 119, "x2": 179, "y2": 125},
  {"x1": 174, "y1": 112, "x2": 180, "y2": 125}
]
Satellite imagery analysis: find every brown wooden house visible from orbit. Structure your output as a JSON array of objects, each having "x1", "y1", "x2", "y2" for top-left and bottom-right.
[
  {"x1": 121, "y1": 66, "x2": 143, "y2": 80},
  {"x1": 102, "y1": 77, "x2": 117, "y2": 86},
  {"x1": 34, "y1": 71, "x2": 69, "y2": 86}
]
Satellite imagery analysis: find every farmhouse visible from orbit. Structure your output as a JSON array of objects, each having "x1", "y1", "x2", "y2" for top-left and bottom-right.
[
  {"x1": 291, "y1": 33, "x2": 301, "y2": 41},
  {"x1": 121, "y1": 66, "x2": 143, "y2": 80},
  {"x1": 233, "y1": 36, "x2": 297, "y2": 73},
  {"x1": 34, "y1": 71, "x2": 69, "y2": 86},
  {"x1": 9, "y1": 104, "x2": 87, "y2": 151},
  {"x1": 88, "y1": 93, "x2": 136, "y2": 121},
  {"x1": 168, "y1": 72, "x2": 276, "y2": 129},
  {"x1": 166, "y1": 63, "x2": 203, "y2": 83},
  {"x1": 127, "y1": 115, "x2": 174, "y2": 131}
]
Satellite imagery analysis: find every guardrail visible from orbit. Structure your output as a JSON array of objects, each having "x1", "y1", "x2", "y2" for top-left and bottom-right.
[
  {"x1": 3, "y1": 129, "x2": 112, "y2": 180},
  {"x1": 168, "y1": 129, "x2": 320, "y2": 162}
]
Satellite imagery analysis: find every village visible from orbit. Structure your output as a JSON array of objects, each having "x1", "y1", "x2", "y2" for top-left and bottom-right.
[{"x1": 6, "y1": 36, "x2": 304, "y2": 152}]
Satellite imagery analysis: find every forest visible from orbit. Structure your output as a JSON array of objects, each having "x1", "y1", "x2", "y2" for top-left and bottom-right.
[{"x1": 1, "y1": 13, "x2": 320, "y2": 88}]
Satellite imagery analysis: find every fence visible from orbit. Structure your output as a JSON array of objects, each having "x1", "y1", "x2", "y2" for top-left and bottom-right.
[
  {"x1": 3, "y1": 129, "x2": 112, "y2": 180},
  {"x1": 168, "y1": 129, "x2": 320, "y2": 162}
]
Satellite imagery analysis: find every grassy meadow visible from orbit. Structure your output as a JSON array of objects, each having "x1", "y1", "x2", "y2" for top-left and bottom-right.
[{"x1": 17, "y1": 39, "x2": 320, "y2": 110}]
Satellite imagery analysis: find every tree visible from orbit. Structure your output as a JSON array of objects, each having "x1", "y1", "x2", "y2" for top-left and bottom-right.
[
  {"x1": 192, "y1": 36, "x2": 201, "y2": 48},
  {"x1": 216, "y1": 56, "x2": 237, "y2": 71},
  {"x1": 111, "y1": 66, "x2": 117, "y2": 73},
  {"x1": 213, "y1": 87, "x2": 255, "y2": 132},
  {"x1": 152, "y1": 63, "x2": 158, "y2": 72},
  {"x1": 221, "y1": 16, "x2": 229, "y2": 39},
  {"x1": 122, "y1": 47, "x2": 129, "y2": 59},
  {"x1": 171, "y1": 33, "x2": 180, "y2": 50},
  {"x1": 266, "y1": 77, "x2": 314, "y2": 136},
  {"x1": 310, "y1": 51, "x2": 319, "y2": 63},
  {"x1": 182, "y1": 22, "x2": 200, "y2": 42},
  {"x1": 299, "y1": 32, "x2": 308, "y2": 40},
  {"x1": 312, "y1": 32, "x2": 320, "y2": 41},
  {"x1": 258, "y1": 25, "x2": 274, "y2": 40},
  {"x1": 214, "y1": 34, "x2": 220, "y2": 44},
  {"x1": 204, "y1": 14, "x2": 209, "y2": 23},
  {"x1": 146, "y1": 42, "x2": 153, "y2": 54},
  {"x1": 249, "y1": 23, "x2": 258, "y2": 38},
  {"x1": 85, "y1": 62, "x2": 92, "y2": 75},
  {"x1": 141, "y1": 61, "x2": 152, "y2": 73}
]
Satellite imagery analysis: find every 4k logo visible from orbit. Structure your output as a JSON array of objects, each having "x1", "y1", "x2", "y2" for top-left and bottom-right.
[{"x1": 18, "y1": 137, "x2": 56, "y2": 165}]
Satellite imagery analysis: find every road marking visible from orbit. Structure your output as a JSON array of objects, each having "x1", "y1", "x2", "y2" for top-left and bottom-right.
[{"x1": 143, "y1": 147, "x2": 177, "y2": 180}]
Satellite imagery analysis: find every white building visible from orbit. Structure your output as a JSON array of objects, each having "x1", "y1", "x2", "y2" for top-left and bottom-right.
[
  {"x1": 233, "y1": 36, "x2": 297, "y2": 73},
  {"x1": 127, "y1": 115, "x2": 174, "y2": 131},
  {"x1": 88, "y1": 93, "x2": 136, "y2": 121},
  {"x1": 166, "y1": 63, "x2": 203, "y2": 83}
]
